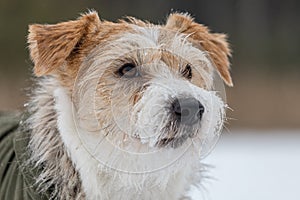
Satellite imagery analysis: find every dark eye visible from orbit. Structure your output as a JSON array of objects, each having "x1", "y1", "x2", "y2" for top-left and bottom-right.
[
  {"x1": 182, "y1": 64, "x2": 192, "y2": 79},
  {"x1": 118, "y1": 63, "x2": 139, "y2": 78}
]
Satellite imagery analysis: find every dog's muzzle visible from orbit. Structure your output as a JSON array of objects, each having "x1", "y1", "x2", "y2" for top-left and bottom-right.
[
  {"x1": 171, "y1": 97, "x2": 205, "y2": 125},
  {"x1": 156, "y1": 97, "x2": 205, "y2": 148}
]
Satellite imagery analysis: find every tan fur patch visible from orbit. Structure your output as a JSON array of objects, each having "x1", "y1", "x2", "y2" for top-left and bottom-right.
[
  {"x1": 28, "y1": 12, "x2": 100, "y2": 76},
  {"x1": 28, "y1": 12, "x2": 133, "y2": 91},
  {"x1": 165, "y1": 13, "x2": 233, "y2": 86}
]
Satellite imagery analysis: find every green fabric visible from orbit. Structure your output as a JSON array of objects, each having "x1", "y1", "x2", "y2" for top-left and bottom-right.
[{"x1": 0, "y1": 112, "x2": 49, "y2": 200}]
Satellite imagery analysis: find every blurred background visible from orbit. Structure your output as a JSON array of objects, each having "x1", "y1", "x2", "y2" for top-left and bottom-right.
[{"x1": 0, "y1": 0, "x2": 299, "y2": 199}]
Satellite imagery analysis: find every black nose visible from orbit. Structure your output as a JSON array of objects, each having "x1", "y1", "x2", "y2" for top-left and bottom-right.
[{"x1": 171, "y1": 97, "x2": 205, "y2": 125}]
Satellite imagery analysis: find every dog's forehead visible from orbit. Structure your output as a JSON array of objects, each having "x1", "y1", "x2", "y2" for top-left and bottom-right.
[
  {"x1": 92, "y1": 24, "x2": 212, "y2": 68},
  {"x1": 122, "y1": 25, "x2": 211, "y2": 64}
]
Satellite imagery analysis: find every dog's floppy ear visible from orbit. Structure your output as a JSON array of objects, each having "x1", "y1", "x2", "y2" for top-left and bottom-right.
[
  {"x1": 166, "y1": 13, "x2": 233, "y2": 86},
  {"x1": 28, "y1": 11, "x2": 100, "y2": 76}
]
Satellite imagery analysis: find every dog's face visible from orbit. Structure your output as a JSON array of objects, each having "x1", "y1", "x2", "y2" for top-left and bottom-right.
[{"x1": 28, "y1": 12, "x2": 232, "y2": 172}]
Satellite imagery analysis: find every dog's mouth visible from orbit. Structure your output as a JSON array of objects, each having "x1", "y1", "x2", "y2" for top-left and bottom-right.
[{"x1": 156, "y1": 135, "x2": 190, "y2": 148}]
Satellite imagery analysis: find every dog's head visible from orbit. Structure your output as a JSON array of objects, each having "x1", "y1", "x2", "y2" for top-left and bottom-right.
[{"x1": 28, "y1": 11, "x2": 232, "y2": 171}]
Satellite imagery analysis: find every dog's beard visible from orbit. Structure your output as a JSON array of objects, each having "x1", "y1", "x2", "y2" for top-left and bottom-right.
[{"x1": 130, "y1": 77, "x2": 225, "y2": 151}]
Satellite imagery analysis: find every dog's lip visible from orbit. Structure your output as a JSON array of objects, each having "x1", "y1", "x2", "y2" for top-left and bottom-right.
[
  {"x1": 156, "y1": 135, "x2": 190, "y2": 148},
  {"x1": 156, "y1": 137, "x2": 175, "y2": 147},
  {"x1": 158, "y1": 137, "x2": 175, "y2": 143}
]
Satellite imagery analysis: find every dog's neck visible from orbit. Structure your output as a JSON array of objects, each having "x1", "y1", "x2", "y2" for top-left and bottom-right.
[
  {"x1": 26, "y1": 76, "x2": 202, "y2": 200},
  {"x1": 26, "y1": 76, "x2": 85, "y2": 199}
]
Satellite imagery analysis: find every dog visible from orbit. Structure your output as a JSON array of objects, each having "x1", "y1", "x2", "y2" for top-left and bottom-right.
[{"x1": 0, "y1": 11, "x2": 232, "y2": 200}]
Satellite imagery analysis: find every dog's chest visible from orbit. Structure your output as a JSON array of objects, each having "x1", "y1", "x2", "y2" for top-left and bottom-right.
[{"x1": 83, "y1": 172, "x2": 192, "y2": 200}]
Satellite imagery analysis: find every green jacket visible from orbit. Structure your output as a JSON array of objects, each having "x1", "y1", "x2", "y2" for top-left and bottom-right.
[{"x1": 0, "y1": 112, "x2": 49, "y2": 200}]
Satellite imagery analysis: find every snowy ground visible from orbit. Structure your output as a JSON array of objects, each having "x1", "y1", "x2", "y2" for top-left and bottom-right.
[{"x1": 190, "y1": 130, "x2": 300, "y2": 200}]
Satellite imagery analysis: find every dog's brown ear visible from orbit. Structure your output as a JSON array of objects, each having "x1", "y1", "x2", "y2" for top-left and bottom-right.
[
  {"x1": 28, "y1": 11, "x2": 100, "y2": 76},
  {"x1": 166, "y1": 13, "x2": 233, "y2": 86}
]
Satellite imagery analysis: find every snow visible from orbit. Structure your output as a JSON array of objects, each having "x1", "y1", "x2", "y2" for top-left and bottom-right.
[{"x1": 190, "y1": 131, "x2": 300, "y2": 200}]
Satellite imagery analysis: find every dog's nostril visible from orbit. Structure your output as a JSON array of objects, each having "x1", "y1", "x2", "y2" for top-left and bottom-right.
[
  {"x1": 171, "y1": 97, "x2": 204, "y2": 125},
  {"x1": 172, "y1": 99, "x2": 182, "y2": 117},
  {"x1": 198, "y1": 104, "x2": 205, "y2": 120}
]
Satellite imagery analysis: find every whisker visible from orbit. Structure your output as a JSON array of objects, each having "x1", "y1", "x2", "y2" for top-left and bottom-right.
[{"x1": 92, "y1": 135, "x2": 107, "y2": 155}]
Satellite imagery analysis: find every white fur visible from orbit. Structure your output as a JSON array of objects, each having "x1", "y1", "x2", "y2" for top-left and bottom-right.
[
  {"x1": 54, "y1": 87, "x2": 202, "y2": 199},
  {"x1": 53, "y1": 76, "x2": 224, "y2": 200}
]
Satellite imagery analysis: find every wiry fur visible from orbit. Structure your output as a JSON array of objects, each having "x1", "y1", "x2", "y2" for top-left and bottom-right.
[
  {"x1": 24, "y1": 77, "x2": 85, "y2": 200},
  {"x1": 166, "y1": 13, "x2": 233, "y2": 86},
  {"x1": 24, "y1": 11, "x2": 232, "y2": 200},
  {"x1": 54, "y1": 86, "x2": 205, "y2": 199},
  {"x1": 23, "y1": 76, "x2": 211, "y2": 200}
]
